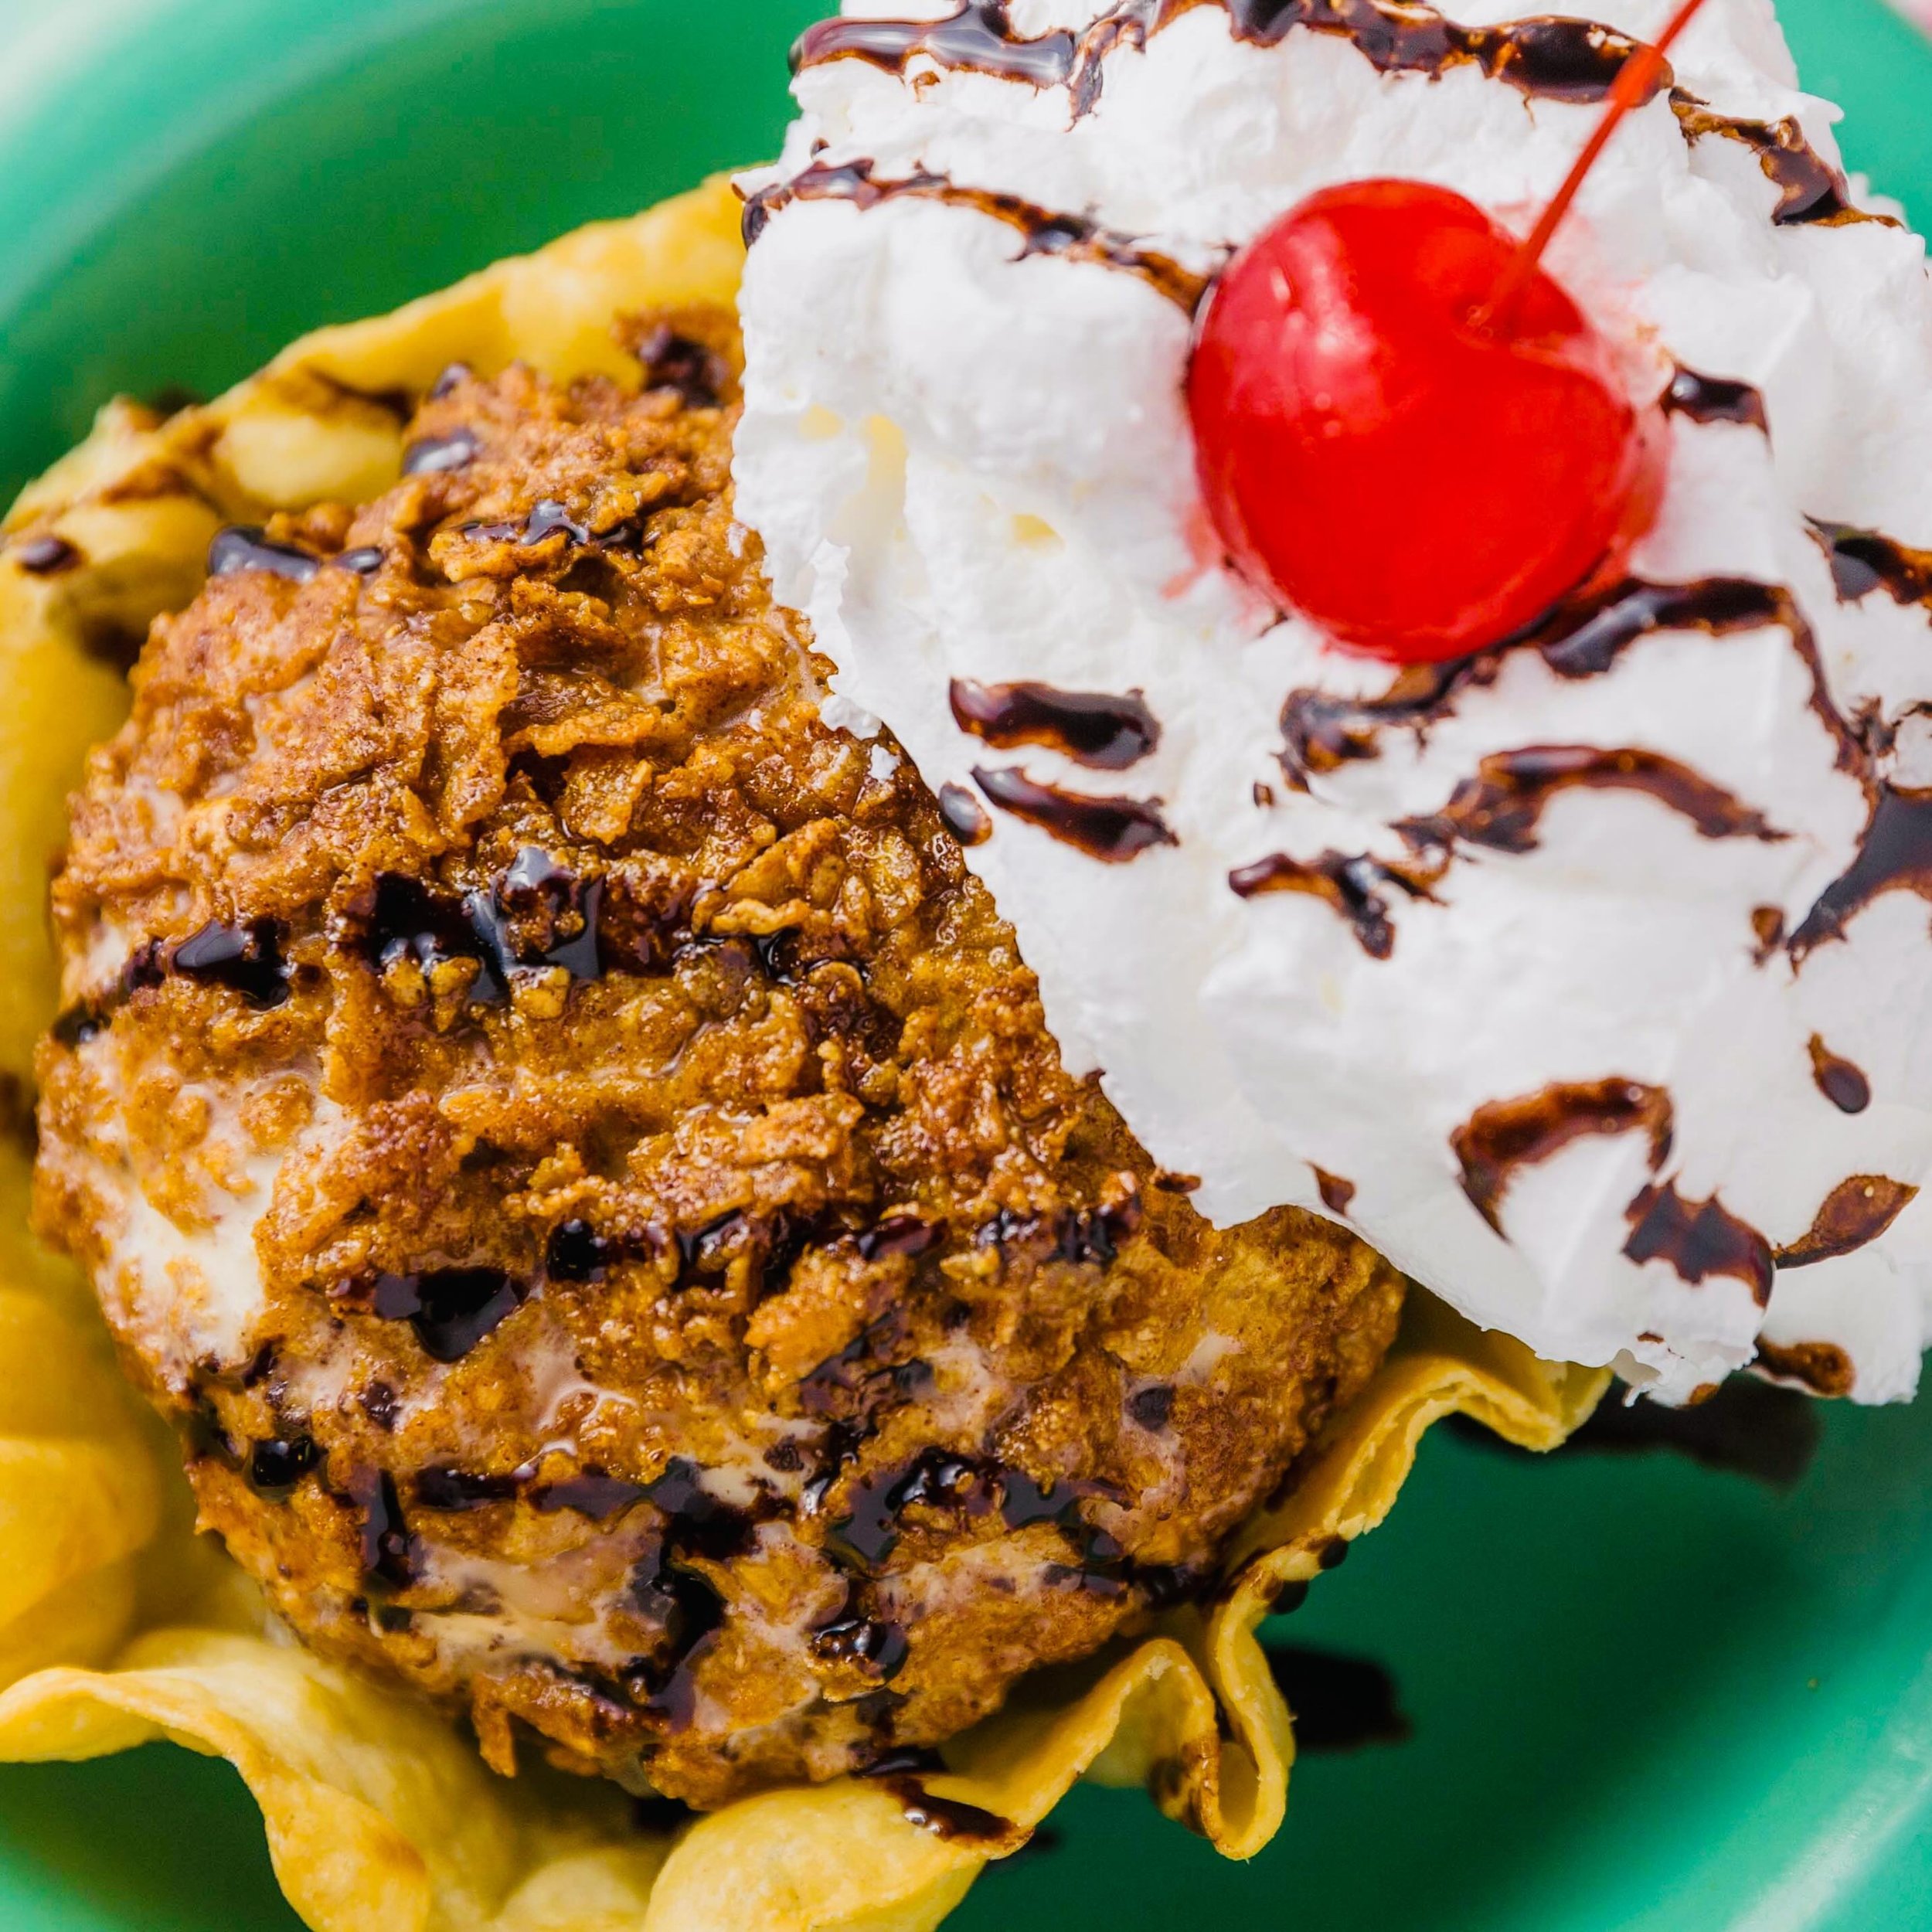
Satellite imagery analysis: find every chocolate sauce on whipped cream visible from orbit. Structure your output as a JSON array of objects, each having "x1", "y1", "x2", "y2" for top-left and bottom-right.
[
  {"x1": 1787, "y1": 785, "x2": 1932, "y2": 961},
  {"x1": 1810, "y1": 519, "x2": 1932, "y2": 608},
  {"x1": 1396, "y1": 746, "x2": 1786, "y2": 859},
  {"x1": 1753, "y1": 1338, "x2": 1855, "y2": 1398},
  {"x1": 794, "y1": 2, "x2": 1658, "y2": 118},
  {"x1": 972, "y1": 764, "x2": 1176, "y2": 861},
  {"x1": 938, "y1": 783, "x2": 994, "y2": 846},
  {"x1": 742, "y1": 161, "x2": 1213, "y2": 312},
  {"x1": 950, "y1": 679, "x2": 1160, "y2": 770},
  {"x1": 1808, "y1": 1036, "x2": 1872, "y2": 1115},
  {"x1": 1312, "y1": 1168, "x2": 1356, "y2": 1217},
  {"x1": 1227, "y1": 850, "x2": 1430, "y2": 959},
  {"x1": 1454, "y1": 1080, "x2": 1673, "y2": 1234},
  {"x1": 1671, "y1": 100, "x2": 1894, "y2": 229},
  {"x1": 1663, "y1": 366, "x2": 1770, "y2": 433},
  {"x1": 1281, "y1": 577, "x2": 1858, "y2": 786},
  {"x1": 1623, "y1": 1181, "x2": 1774, "y2": 1306},
  {"x1": 1776, "y1": 1175, "x2": 1919, "y2": 1269},
  {"x1": 794, "y1": 2, "x2": 1077, "y2": 87}
]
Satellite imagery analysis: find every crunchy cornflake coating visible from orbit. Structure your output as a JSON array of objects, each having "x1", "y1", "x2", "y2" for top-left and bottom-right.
[{"x1": 32, "y1": 315, "x2": 1403, "y2": 1807}]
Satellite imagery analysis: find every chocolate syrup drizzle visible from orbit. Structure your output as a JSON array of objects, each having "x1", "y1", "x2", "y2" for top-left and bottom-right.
[
  {"x1": 369, "y1": 1268, "x2": 530, "y2": 1363},
  {"x1": 1396, "y1": 745, "x2": 1787, "y2": 859},
  {"x1": 1775, "y1": 1175, "x2": 1918, "y2": 1270},
  {"x1": 349, "y1": 848, "x2": 605, "y2": 1006},
  {"x1": 1623, "y1": 1181, "x2": 1774, "y2": 1306},
  {"x1": 788, "y1": 0, "x2": 1886, "y2": 232},
  {"x1": 795, "y1": 2, "x2": 1662, "y2": 119},
  {"x1": 794, "y1": 2, "x2": 1077, "y2": 88},
  {"x1": 950, "y1": 679, "x2": 1160, "y2": 770},
  {"x1": 1311, "y1": 1168, "x2": 1356, "y2": 1217},
  {"x1": 1671, "y1": 100, "x2": 1894, "y2": 230},
  {"x1": 1454, "y1": 1080, "x2": 1673, "y2": 1235},
  {"x1": 1662, "y1": 366, "x2": 1770, "y2": 434},
  {"x1": 742, "y1": 160, "x2": 1213, "y2": 312},
  {"x1": 1787, "y1": 786, "x2": 1932, "y2": 962},
  {"x1": 1279, "y1": 577, "x2": 1859, "y2": 789},
  {"x1": 1753, "y1": 1337, "x2": 1855, "y2": 1398},
  {"x1": 1808, "y1": 1036, "x2": 1871, "y2": 1115},
  {"x1": 972, "y1": 764, "x2": 1177, "y2": 861},
  {"x1": 208, "y1": 526, "x2": 323, "y2": 585},
  {"x1": 938, "y1": 783, "x2": 994, "y2": 846},
  {"x1": 402, "y1": 427, "x2": 482, "y2": 476},
  {"x1": 14, "y1": 533, "x2": 82, "y2": 576},
  {"x1": 1810, "y1": 519, "x2": 1932, "y2": 609},
  {"x1": 1227, "y1": 849, "x2": 1431, "y2": 960}
]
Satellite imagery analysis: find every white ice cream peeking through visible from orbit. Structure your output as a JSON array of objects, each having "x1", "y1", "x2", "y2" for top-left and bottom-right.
[{"x1": 735, "y1": 0, "x2": 1932, "y2": 1404}]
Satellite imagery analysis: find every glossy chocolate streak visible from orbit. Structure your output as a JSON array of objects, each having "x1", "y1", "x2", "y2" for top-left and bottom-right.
[
  {"x1": 1672, "y1": 98, "x2": 1895, "y2": 229},
  {"x1": 402, "y1": 428, "x2": 481, "y2": 475},
  {"x1": 1312, "y1": 1167, "x2": 1356, "y2": 1217},
  {"x1": 1227, "y1": 849, "x2": 1432, "y2": 959},
  {"x1": 1454, "y1": 1080, "x2": 1672, "y2": 1235},
  {"x1": 14, "y1": 533, "x2": 82, "y2": 575},
  {"x1": 351, "y1": 847, "x2": 605, "y2": 1005},
  {"x1": 885, "y1": 1777, "x2": 1023, "y2": 1846},
  {"x1": 208, "y1": 526, "x2": 322, "y2": 584},
  {"x1": 1788, "y1": 785, "x2": 1932, "y2": 961},
  {"x1": 1662, "y1": 366, "x2": 1770, "y2": 434},
  {"x1": 1753, "y1": 1338, "x2": 1856, "y2": 1398},
  {"x1": 172, "y1": 917, "x2": 294, "y2": 1009},
  {"x1": 1808, "y1": 1036, "x2": 1872, "y2": 1115},
  {"x1": 1263, "y1": 1645, "x2": 1411, "y2": 1754},
  {"x1": 1623, "y1": 1180, "x2": 1774, "y2": 1306},
  {"x1": 796, "y1": 2, "x2": 1658, "y2": 120},
  {"x1": 1810, "y1": 519, "x2": 1932, "y2": 608},
  {"x1": 938, "y1": 783, "x2": 993, "y2": 846},
  {"x1": 347, "y1": 1468, "x2": 419, "y2": 1589},
  {"x1": 370, "y1": 1267, "x2": 529, "y2": 1363},
  {"x1": 794, "y1": 2, "x2": 1077, "y2": 86},
  {"x1": 742, "y1": 161, "x2": 1213, "y2": 312},
  {"x1": 1281, "y1": 578, "x2": 1860, "y2": 787},
  {"x1": 950, "y1": 679, "x2": 1160, "y2": 770},
  {"x1": 1396, "y1": 746, "x2": 1785, "y2": 859},
  {"x1": 973, "y1": 764, "x2": 1176, "y2": 861},
  {"x1": 1776, "y1": 1175, "x2": 1918, "y2": 1270}
]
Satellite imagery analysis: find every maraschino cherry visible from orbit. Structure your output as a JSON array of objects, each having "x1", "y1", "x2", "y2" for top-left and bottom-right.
[{"x1": 1188, "y1": 0, "x2": 1711, "y2": 665}]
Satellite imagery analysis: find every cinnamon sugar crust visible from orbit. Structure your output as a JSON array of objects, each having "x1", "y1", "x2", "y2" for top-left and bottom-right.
[{"x1": 32, "y1": 311, "x2": 1403, "y2": 1808}]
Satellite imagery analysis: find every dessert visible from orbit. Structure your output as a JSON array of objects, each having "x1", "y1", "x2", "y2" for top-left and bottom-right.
[
  {"x1": 1, "y1": 0, "x2": 1920, "y2": 1922},
  {"x1": 737, "y1": 0, "x2": 1932, "y2": 1406}
]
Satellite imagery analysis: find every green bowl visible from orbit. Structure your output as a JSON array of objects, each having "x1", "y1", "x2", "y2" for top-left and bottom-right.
[{"x1": 5, "y1": 2, "x2": 1932, "y2": 1927}]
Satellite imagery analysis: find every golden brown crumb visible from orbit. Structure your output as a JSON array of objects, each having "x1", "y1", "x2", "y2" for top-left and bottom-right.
[{"x1": 33, "y1": 313, "x2": 1403, "y2": 1807}]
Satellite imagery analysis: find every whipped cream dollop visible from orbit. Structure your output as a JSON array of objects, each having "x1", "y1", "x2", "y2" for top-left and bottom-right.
[{"x1": 735, "y1": 0, "x2": 1932, "y2": 1403}]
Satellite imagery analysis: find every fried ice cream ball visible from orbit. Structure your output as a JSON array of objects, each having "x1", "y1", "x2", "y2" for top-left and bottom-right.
[{"x1": 32, "y1": 314, "x2": 1405, "y2": 1808}]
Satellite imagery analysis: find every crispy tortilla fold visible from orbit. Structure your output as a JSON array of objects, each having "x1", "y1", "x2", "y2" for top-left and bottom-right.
[{"x1": 0, "y1": 177, "x2": 1611, "y2": 1932}]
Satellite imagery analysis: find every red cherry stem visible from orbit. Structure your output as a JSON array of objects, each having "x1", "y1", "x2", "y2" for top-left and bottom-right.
[{"x1": 1477, "y1": 0, "x2": 1713, "y2": 329}]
